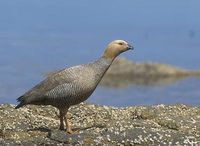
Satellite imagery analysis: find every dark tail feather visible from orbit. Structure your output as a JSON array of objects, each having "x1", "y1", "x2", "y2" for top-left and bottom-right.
[
  {"x1": 15, "y1": 102, "x2": 25, "y2": 109},
  {"x1": 16, "y1": 95, "x2": 23, "y2": 102},
  {"x1": 15, "y1": 96, "x2": 26, "y2": 109}
]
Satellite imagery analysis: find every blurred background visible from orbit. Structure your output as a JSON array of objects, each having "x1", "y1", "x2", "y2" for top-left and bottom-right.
[{"x1": 0, "y1": 0, "x2": 199, "y2": 107}]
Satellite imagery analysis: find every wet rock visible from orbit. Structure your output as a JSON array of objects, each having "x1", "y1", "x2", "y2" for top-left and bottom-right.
[
  {"x1": 0, "y1": 140, "x2": 20, "y2": 146},
  {"x1": 48, "y1": 130, "x2": 69, "y2": 143}
]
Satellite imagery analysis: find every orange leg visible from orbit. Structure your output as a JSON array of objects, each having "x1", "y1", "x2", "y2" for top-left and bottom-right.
[{"x1": 64, "y1": 113, "x2": 73, "y2": 134}]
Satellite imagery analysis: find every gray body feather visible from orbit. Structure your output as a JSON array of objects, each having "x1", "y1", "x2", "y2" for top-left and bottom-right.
[{"x1": 16, "y1": 57, "x2": 111, "y2": 109}]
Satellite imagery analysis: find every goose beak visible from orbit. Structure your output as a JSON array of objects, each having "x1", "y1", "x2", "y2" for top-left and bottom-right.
[{"x1": 128, "y1": 44, "x2": 134, "y2": 50}]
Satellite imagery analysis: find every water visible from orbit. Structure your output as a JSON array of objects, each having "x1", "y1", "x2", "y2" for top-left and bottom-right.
[{"x1": 0, "y1": 1, "x2": 200, "y2": 106}]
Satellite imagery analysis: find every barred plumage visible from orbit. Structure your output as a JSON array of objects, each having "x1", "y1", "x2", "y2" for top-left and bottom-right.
[{"x1": 15, "y1": 40, "x2": 133, "y2": 133}]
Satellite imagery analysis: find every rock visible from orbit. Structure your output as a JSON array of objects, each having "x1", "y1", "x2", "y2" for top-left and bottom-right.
[
  {"x1": 100, "y1": 58, "x2": 200, "y2": 87},
  {"x1": 106, "y1": 58, "x2": 200, "y2": 77},
  {"x1": 0, "y1": 103, "x2": 199, "y2": 145},
  {"x1": 133, "y1": 107, "x2": 158, "y2": 120},
  {"x1": 156, "y1": 118, "x2": 180, "y2": 130},
  {"x1": 48, "y1": 130, "x2": 69, "y2": 143}
]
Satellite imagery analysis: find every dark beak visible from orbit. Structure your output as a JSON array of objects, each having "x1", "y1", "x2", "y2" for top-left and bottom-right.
[{"x1": 128, "y1": 44, "x2": 134, "y2": 50}]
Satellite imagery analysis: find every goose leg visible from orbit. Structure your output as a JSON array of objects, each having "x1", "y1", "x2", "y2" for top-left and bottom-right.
[
  {"x1": 59, "y1": 110, "x2": 64, "y2": 130},
  {"x1": 64, "y1": 112, "x2": 73, "y2": 134}
]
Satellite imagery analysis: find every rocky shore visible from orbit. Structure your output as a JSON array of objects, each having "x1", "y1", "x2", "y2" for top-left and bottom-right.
[
  {"x1": 0, "y1": 103, "x2": 199, "y2": 145},
  {"x1": 101, "y1": 58, "x2": 200, "y2": 87},
  {"x1": 106, "y1": 58, "x2": 200, "y2": 77}
]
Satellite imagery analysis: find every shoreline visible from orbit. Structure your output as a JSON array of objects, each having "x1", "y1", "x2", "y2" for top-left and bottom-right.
[{"x1": 0, "y1": 103, "x2": 199, "y2": 145}]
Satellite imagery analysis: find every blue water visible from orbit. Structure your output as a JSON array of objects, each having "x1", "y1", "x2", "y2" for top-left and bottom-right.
[{"x1": 0, "y1": 1, "x2": 200, "y2": 106}]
